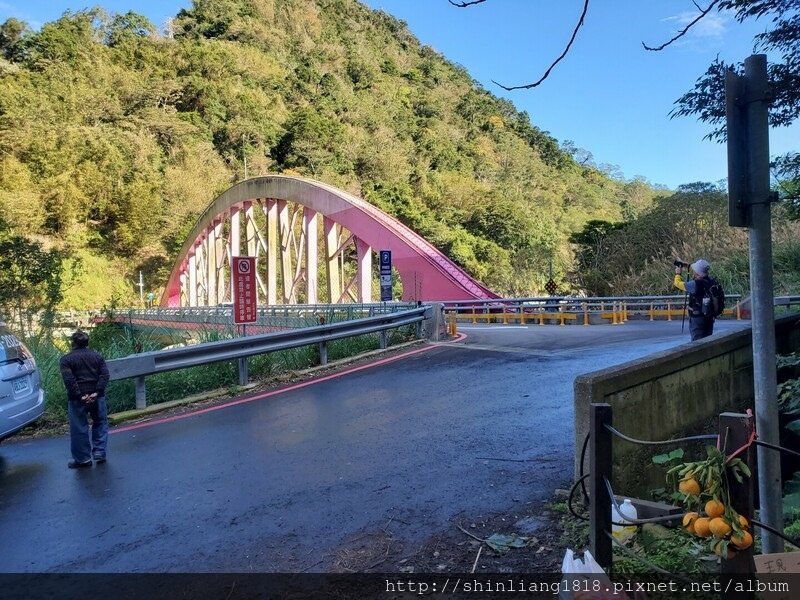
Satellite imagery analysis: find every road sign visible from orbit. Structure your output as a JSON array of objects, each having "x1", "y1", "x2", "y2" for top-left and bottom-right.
[
  {"x1": 379, "y1": 250, "x2": 392, "y2": 302},
  {"x1": 545, "y1": 279, "x2": 557, "y2": 295},
  {"x1": 233, "y1": 256, "x2": 257, "y2": 324}
]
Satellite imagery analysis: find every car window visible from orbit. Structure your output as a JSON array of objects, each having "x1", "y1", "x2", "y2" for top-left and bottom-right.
[{"x1": 0, "y1": 328, "x2": 28, "y2": 364}]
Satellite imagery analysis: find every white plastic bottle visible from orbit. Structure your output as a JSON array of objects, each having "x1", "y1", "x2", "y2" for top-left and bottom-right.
[{"x1": 612, "y1": 498, "x2": 638, "y2": 538}]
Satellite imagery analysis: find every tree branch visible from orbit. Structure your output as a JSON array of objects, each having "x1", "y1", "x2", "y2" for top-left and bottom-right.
[
  {"x1": 492, "y1": 0, "x2": 590, "y2": 91},
  {"x1": 642, "y1": 0, "x2": 721, "y2": 52}
]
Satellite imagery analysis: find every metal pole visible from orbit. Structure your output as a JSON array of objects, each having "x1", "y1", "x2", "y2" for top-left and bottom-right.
[
  {"x1": 238, "y1": 324, "x2": 248, "y2": 386},
  {"x1": 589, "y1": 403, "x2": 613, "y2": 568},
  {"x1": 744, "y1": 54, "x2": 782, "y2": 554}
]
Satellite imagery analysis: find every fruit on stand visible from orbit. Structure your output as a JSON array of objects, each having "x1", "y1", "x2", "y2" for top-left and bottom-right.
[
  {"x1": 709, "y1": 517, "x2": 733, "y2": 539},
  {"x1": 678, "y1": 476, "x2": 701, "y2": 496},
  {"x1": 666, "y1": 444, "x2": 754, "y2": 560},
  {"x1": 731, "y1": 530, "x2": 754, "y2": 550},
  {"x1": 682, "y1": 512, "x2": 699, "y2": 533},
  {"x1": 693, "y1": 517, "x2": 712, "y2": 538},
  {"x1": 704, "y1": 499, "x2": 725, "y2": 519}
]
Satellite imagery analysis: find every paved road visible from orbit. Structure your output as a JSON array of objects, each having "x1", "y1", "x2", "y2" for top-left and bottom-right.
[{"x1": 0, "y1": 319, "x2": 750, "y2": 574}]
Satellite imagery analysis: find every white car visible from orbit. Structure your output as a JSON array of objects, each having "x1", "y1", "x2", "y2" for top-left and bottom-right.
[{"x1": 0, "y1": 323, "x2": 45, "y2": 442}]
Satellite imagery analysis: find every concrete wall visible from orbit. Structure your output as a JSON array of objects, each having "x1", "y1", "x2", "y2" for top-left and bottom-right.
[{"x1": 574, "y1": 314, "x2": 800, "y2": 498}]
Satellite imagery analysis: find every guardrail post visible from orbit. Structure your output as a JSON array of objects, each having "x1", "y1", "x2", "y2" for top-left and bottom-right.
[
  {"x1": 135, "y1": 376, "x2": 147, "y2": 410},
  {"x1": 380, "y1": 330, "x2": 388, "y2": 350},
  {"x1": 238, "y1": 357, "x2": 248, "y2": 386},
  {"x1": 590, "y1": 403, "x2": 613, "y2": 568},
  {"x1": 319, "y1": 341, "x2": 328, "y2": 365},
  {"x1": 583, "y1": 302, "x2": 589, "y2": 325}
]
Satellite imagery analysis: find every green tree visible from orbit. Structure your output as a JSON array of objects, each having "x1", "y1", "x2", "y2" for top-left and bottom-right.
[
  {"x1": 0, "y1": 18, "x2": 31, "y2": 62},
  {"x1": 0, "y1": 224, "x2": 70, "y2": 335}
]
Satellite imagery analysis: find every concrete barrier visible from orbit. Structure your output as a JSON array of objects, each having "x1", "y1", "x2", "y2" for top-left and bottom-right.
[{"x1": 574, "y1": 313, "x2": 800, "y2": 498}]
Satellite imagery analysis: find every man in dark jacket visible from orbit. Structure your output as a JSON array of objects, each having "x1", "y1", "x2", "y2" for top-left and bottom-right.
[
  {"x1": 60, "y1": 330, "x2": 110, "y2": 468},
  {"x1": 673, "y1": 258, "x2": 717, "y2": 341}
]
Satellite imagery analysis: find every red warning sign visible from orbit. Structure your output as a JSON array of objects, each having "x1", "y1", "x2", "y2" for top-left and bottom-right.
[{"x1": 233, "y1": 256, "x2": 257, "y2": 324}]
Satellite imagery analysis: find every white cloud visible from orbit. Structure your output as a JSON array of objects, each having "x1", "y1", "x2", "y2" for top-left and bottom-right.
[{"x1": 663, "y1": 10, "x2": 730, "y2": 40}]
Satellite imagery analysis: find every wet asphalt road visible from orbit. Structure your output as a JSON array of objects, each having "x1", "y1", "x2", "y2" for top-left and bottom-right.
[{"x1": 0, "y1": 320, "x2": 750, "y2": 573}]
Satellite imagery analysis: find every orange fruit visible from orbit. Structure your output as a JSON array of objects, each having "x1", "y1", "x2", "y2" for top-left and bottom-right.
[
  {"x1": 731, "y1": 531, "x2": 754, "y2": 550},
  {"x1": 704, "y1": 499, "x2": 725, "y2": 519},
  {"x1": 693, "y1": 517, "x2": 712, "y2": 538},
  {"x1": 679, "y1": 477, "x2": 701, "y2": 496},
  {"x1": 738, "y1": 514, "x2": 750, "y2": 530},
  {"x1": 682, "y1": 512, "x2": 699, "y2": 533},
  {"x1": 709, "y1": 517, "x2": 732, "y2": 539}
]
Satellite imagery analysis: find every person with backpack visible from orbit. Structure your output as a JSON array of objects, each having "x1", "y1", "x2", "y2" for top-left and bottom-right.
[{"x1": 673, "y1": 258, "x2": 725, "y2": 341}]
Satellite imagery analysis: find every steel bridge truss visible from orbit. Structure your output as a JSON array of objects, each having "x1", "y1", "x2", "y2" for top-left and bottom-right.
[
  {"x1": 162, "y1": 175, "x2": 500, "y2": 307},
  {"x1": 181, "y1": 199, "x2": 368, "y2": 306}
]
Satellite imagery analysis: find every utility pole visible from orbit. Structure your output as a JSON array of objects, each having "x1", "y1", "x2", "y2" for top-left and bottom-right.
[{"x1": 726, "y1": 54, "x2": 782, "y2": 554}]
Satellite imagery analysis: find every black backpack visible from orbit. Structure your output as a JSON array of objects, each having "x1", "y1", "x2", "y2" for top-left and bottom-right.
[{"x1": 694, "y1": 278, "x2": 725, "y2": 318}]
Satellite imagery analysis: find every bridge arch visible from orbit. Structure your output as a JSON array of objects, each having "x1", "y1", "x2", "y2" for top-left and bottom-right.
[{"x1": 162, "y1": 175, "x2": 500, "y2": 307}]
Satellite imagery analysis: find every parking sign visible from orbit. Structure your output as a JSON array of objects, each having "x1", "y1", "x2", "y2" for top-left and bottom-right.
[{"x1": 379, "y1": 250, "x2": 392, "y2": 302}]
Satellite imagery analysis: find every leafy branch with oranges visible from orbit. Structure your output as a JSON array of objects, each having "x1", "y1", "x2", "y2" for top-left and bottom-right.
[{"x1": 667, "y1": 445, "x2": 753, "y2": 559}]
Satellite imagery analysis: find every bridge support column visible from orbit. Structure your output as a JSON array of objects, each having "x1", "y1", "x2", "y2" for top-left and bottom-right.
[
  {"x1": 245, "y1": 200, "x2": 256, "y2": 257},
  {"x1": 266, "y1": 199, "x2": 278, "y2": 305},
  {"x1": 188, "y1": 252, "x2": 198, "y2": 307},
  {"x1": 277, "y1": 200, "x2": 293, "y2": 303},
  {"x1": 304, "y1": 208, "x2": 318, "y2": 304},
  {"x1": 356, "y1": 237, "x2": 372, "y2": 302},
  {"x1": 325, "y1": 217, "x2": 342, "y2": 303}
]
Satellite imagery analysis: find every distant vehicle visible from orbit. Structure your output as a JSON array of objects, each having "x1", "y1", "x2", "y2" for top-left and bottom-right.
[{"x1": 0, "y1": 323, "x2": 45, "y2": 442}]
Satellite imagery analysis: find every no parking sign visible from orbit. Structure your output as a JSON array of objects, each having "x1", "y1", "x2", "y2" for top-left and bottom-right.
[{"x1": 233, "y1": 256, "x2": 257, "y2": 324}]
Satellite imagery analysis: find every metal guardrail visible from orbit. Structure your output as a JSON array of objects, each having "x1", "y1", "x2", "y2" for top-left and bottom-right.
[
  {"x1": 106, "y1": 306, "x2": 431, "y2": 410},
  {"x1": 117, "y1": 302, "x2": 416, "y2": 322},
  {"x1": 440, "y1": 294, "x2": 754, "y2": 326}
]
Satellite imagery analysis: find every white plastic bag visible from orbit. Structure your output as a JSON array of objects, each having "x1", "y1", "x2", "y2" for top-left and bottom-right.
[{"x1": 559, "y1": 549, "x2": 628, "y2": 600}]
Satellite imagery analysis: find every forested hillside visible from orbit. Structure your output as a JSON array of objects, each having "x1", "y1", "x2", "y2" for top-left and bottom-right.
[{"x1": 2, "y1": 0, "x2": 663, "y2": 310}]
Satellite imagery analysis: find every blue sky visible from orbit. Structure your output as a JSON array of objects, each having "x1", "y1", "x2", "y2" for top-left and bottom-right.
[{"x1": 3, "y1": 1, "x2": 797, "y2": 189}]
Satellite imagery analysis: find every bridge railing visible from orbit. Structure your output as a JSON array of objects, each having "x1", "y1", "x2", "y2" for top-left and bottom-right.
[
  {"x1": 440, "y1": 294, "x2": 762, "y2": 326},
  {"x1": 106, "y1": 305, "x2": 431, "y2": 410}
]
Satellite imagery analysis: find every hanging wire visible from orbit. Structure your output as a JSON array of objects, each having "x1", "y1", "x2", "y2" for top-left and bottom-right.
[
  {"x1": 751, "y1": 519, "x2": 800, "y2": 548},
  {"x1": 754, "y1": 439, "x2": 800, "y2": 460},
  {"x1": 567, "y1": 473, "x2": 590, "y2": 521},
  {"x1": 604, "y1": 424, "x2": 718, "y2": 446}
]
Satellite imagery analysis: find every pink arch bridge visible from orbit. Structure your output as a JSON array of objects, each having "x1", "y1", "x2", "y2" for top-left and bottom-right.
[{"x1": 162, "y1": 175, "x2": 500, "y2": 307}]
